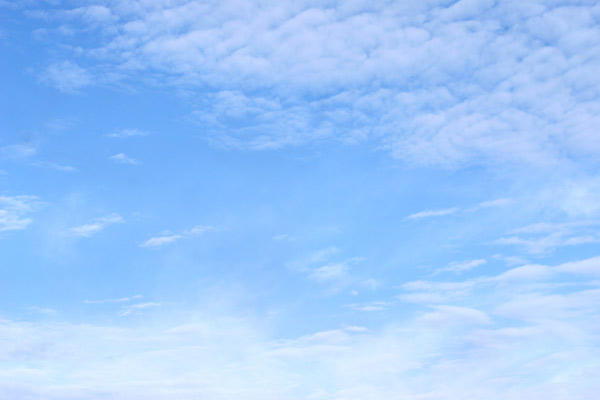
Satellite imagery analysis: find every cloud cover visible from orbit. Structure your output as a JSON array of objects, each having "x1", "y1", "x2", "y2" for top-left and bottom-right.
[
  {"x1": 3, "y1": 2, "x2": 600, "y2": 399},
  {"x1": 30, "y1": 0, "x2": 600, "y2": 167},
  {"x1": 2, "y1": 257, "x2": 600, "y2": 399}
]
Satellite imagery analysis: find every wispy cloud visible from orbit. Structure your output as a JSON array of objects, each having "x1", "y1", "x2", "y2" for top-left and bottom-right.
[
  {"x1": 1, "y1": 142, "x2": 37, "y2": 158},
  {"x1": 107, "y1": 128, "x2": 149, "y2": 138},
  {"x1": 68, "y1": 214, "x2": 123, "y2": 237},
  {"x1": 140, "y1": 225, "x2": 214, "y2": 248},
  {"x1": 432, "y1": 259, "x2": 487, "y2": 275},
  {"x1": 0, "y1": 195, "x2": 42, "y2": 232},
  {"x1": 2, "y1": 250, "x2": 600, "y2": 400},
  {"x1": 85, "y1": 294, "x2": 142, "y2": 304},
  {"x1": 495, "y1": 220, "x2": 600, "y2": 254},
  {"x1": 346, "y1": 301, "x2": 391, "y2": 312},
  {"x1": 405, "y1": 207, "x2": 459, "y2": 220},
  {"x1": 34, "y1": 161, "x2": 77, "y2": 172},
  {"x1": 139, "y1": 234, "x2": 183, "y2": 248},
  {"x1": 26, "y1": 306, "x2": 57, "y2": 315},
  {"x1": 110, "y1": 153, "x2": 140, "y2": 165},
  {"x1": 272, "y1": 234, "x2": 293, "y2": 241},
  {"x1": 118, "y1": 301, "x2": 162, "y2": 317},
  {"x1": 40, "y1": 60, "x2": 92, "y2": 93},
  {"x1": 309, "y1": 262, "x2": 348, "y2": 283},
  {"x1": 308, "y1": 257, "x2": 365, "y2": 283},
  {"x1": 406, "y1": 198, "x2": 514, "y2": 221},
  {"x1": 476, "y1": 198, "x2": 514, "y2": 209}
]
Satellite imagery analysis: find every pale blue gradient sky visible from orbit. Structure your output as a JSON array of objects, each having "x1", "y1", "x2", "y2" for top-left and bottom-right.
[{"x1": 1, "y1": 1, "x2": 600, "y2": 399}]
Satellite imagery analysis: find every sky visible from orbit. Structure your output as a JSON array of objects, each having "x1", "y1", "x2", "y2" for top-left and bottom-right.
[{"x1": 1, "y1": 0, "x2": 600, "y2": 398}]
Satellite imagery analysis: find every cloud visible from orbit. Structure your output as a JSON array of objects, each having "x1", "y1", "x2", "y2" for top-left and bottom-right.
[
  {"x1": 68, "y1": 214, "x2": 123, "y2": 237},
  {"x1": 399, "y1": 256, "x2": 600, "y2": 307},
  {"x1": 405, "y1": 207, "x2": 459, "y2": 220},
  {"x1": 139, "y1": 234, "x2": 183, "y2": 248},
  {"x1": 495, "y1": 220, "x2": 600, "y2": 254},
  {"x1": 272, "y1": 234, "x2": 292, "y2": 241},
  {"x1": 26, "y1": 306, "x2": 57, "y2": 315},
  {"x1": 1, "y1": 255, "x2": 600, "y2": 399},
  {"x1": 307, "y1": 257, "x2": 365, "y2": 284},
  {"x1": 556, "y1": 256, "x2": 600, "y2": 277},
  {"x1": 0, "y1": 195, "x2": 42, "y2": 232},
  {"x1": 2, "y1": 284, "x2": 599, "y2": 400},
  {"x1": 346, "y1": 301, "x2": 390, "y2": 312},
  {"x1": 109, "y1": 153, "x2": 140, "y2": 165},
  {"x1": 418, "y1": 305, "x2": 492, "y2": 326},
  {"x1": 85, "y1": 294, "x2": 142, "y2": 304},
  {"x1": 494, "y1": 264, "x2": 555, "y2": 282},
  {"x1": 34, "y1": 161, "x2": 77, "y2": 172},
  {"x1": 407, "y1": 198, "x2": 514, "y2": 221},
  {"x1": 41, "y1": 61, "x2": 92, "y2": 93},
  {"x1": 309, "y1": 262, "x2": 348, "y2": 283},
  {"x1": 140, "y1": 225, "x2": 214, "y2": 248},
  {"x1": 477, "y1": 198, "x2": 514, "y2": 208},
  {"x1": 183, "y1": 225, "x2": 214, "y2": 235},
  {"x1": 118, "y1": 302, "x2": 162, "y2": 317},
  {"x1": 106, "y1": 128, "x2": 149, "y2": 138},
  {"x1": 432, "y1": 259, "x2": 486, "y2": 275},
  {"x1": 27, "y1": 1, "x2": 600, "y2": 169},
  {"x1": 0, "y1": 142, "x2": 38, "y2": 158}
]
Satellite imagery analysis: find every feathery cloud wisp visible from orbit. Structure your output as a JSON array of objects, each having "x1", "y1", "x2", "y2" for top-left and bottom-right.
[{"x1": 68, "y1": 214, "x2": 123, "y2": 237}]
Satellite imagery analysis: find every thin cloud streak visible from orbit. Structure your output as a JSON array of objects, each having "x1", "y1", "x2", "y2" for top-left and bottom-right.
[
  {"x1": 68, "y1": 214, "x2": 123, "y2": 237},
  {"x1": 140, "y1": 225, "x2": 214, "y2": 248}
]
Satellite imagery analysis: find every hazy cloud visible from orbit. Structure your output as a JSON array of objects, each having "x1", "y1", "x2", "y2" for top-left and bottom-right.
[
  {"x1": 68, "y1": 214, "x2": 123, "y2": 237},
  {"x1": 140, "y1": 225, "x2": 214, "y2": 248},
  {"x1": 110, "y1": 153, "x2": 140, "y2": 165},
  {"x1": 41, "y1": 61, "x2": 92, "y2": 93},
  {"x1": 107, "y1": 128, "x2": 149, "y2": 138},
  {"x1": 405, "y1": 207, "x2": 459, "y2": 220},
  {"x1": 0, "y1": 195, "x2": 42, "y2": 232}
]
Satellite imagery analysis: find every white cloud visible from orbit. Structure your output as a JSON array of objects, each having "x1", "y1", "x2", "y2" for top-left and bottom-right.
[
  {"x1": 109, "y1": 153, "x2": 140, "y2": 165},
  {"x1": 346, "y1": 301, "x2": 390, "y2": 312},
  {"x1": 0, "y1": 142, "x2": 37, "y2": 158},
  {"x1": 68, "y1": 214, "x2": 123, "y2": 237},
  {"x1": 556, "y1": 256, "x2": 600, "y2": 277},
  {"x1": 419, "y1": 305, "x2": 492, "y2": 327},
  {"x1": 28, "y1": 1, "x2": 600, "y2": 169},
  {"x1": 106, "y1": 128, "x2": 149, "y2": 138},
  {"x1": 0, "y1": 195, "x2": 42, "y2": 232},
  {"x1": 140, "y1": 225, "x2": 214, "y2": 248},
  {"x1": 407, "y1": 198, "x2": 514, "y2": 221},
  {"x1": 26, "y1": 306, "x2": 57, "y2": 315},
  {"x1": 85, "y1": 294, "x2": 142, "y2": 304},
  {"x1": 183, "y1": 225, "x2": 213, "y2": 235},
  {"x1": 433, "y1": 259, "x2": 486, "y2": 275},
  {"x1": 41, "y1": 61, "x2": 92, "y2": 93},
  {"x1": 34, "y1": 161, "x2": 77, "y2": 172},
  {"x1": 2, "y1": 290, "x2": 598, "y2": 400},
  {"x1": 477, "y1": 198, "x2": 513, "y2": 208},
  {"x1": 139, "y1": 234, "x2": 183, "y2": 248},
  {"x1": 309, "y1": 262, "x2": 348, "y2": 283},
  {"x1": 494, "y1": 264, "x2": 555, "y2": 282},
  {"x1": 272, "y1": 234, "x2": 292, "y2": 241},
  {"x1": 118, "y1": 301, "x2": 162, "y2": 316},
  {"x1": 405, "y1": 207, "x2": 459, "y2": 220},
  {"x1": 308, "y1": 257, "x2": 365, "y2": 283},
  {"x1": 496, "y1": 220, "x2": 600, "y2": 254},
  {"x1": 2, "y1": 249, "x2": 600, "y2": 399}
]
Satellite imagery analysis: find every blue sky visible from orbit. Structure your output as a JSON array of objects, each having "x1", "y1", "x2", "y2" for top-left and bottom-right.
[{"x1": 1, "y1": 0, "x2": 600, "y2": 398}]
